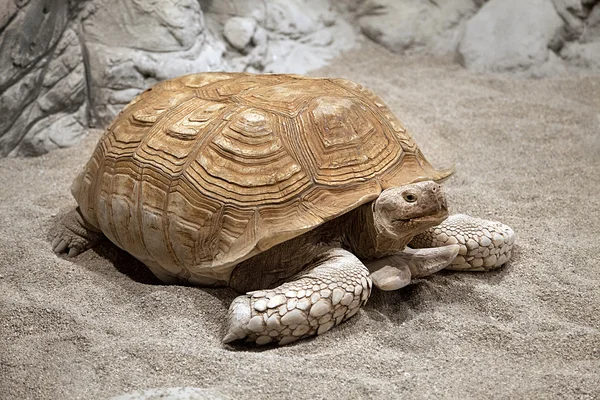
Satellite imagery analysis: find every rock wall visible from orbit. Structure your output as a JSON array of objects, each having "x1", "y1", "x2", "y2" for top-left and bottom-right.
[
  {"x1": 352, "y1": 0, "x2": 600, "y2": 75},
  {"x1": 1, "y1": 0, "x2": 599, "y2": 157},
  {"x1": 0, "y1": 0, "x2": 87, "y2": 157},
  {"x1": 351, "y1": 0, "x2": 481, "y2": 56},
  {"x1": 0, "y1": 0, "x2": 355, "y2": 156}
]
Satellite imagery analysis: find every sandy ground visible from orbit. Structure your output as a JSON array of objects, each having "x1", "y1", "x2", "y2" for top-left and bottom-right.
[{"x1": 1, "y1": 42, "x2": 600, "y2": 400}]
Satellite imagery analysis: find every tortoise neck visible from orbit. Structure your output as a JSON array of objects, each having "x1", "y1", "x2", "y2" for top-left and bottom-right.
[
  {"x1": 340, "y1": 202, "x2": 412, "y2": 260},
  {"x1": 340, "y1": 202, "x2": 381, "y2": 260}
]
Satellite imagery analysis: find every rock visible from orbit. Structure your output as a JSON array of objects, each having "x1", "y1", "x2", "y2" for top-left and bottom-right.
[
  {"x1": 0, "y1": 0, "x2": 359, "y2": 158},
  {"x1": 200, "y1": 0, "x2": 267, "y2": 26},
  {"x1": 553, "y1": 0, "x2": 588, "y2": 21},
  {"x1": 0, "y1": 0, "x2": 19, "y2": 32},
  {"x1": 18, "y1": 107, "x2": 88, "y2": 156},
  {"x1": 0, "y1": 0, "x2": 84, "y2": 157},
  {"x1": 358, "y1": 0, "x2": 480, "y2": 55},
  {"x1": 81, "y1": 0, "x2": 226, "y2": 127},
  {"x1": 0, "y1": 62, "x2": 48, "y2": 156},
  {"x1": 564, "y1": 3, "x2": 600, "y2": 68},
  {"x1": 263, "y1": 0, "x2": 328, "y2": 37},
  {"x1": 0, "y1": 0, "x2": 69, "y2": 90},
  {"x1": 582, "y1": 3, "x2": 600, "y2": 42},
  {"x1": 205, "y1": 0, "x2": 356, "y2": 74},
  {"x1": 458, "y1": 0, "x2": 565, "y2": 73},
  {"x1": 81, "y1": 0, "x2": 202, "y2": 51},
  {"x1": 223, "y1": 17, "x2": 257, "y2": 51},
  {"x1": 560, "y1": 41, "x2": 600, "y2": 68},
  {"x1": 0, "y1": 19, "x2": 87, "y2": 157}
]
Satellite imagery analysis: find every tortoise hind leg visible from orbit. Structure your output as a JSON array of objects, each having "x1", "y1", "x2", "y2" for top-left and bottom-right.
[
  {"x1": 51, "y1": 207, "x2": 104, "y2": 257},
  {"x1": 223, "y1": 248, "x2": 372, "y2": 346}
]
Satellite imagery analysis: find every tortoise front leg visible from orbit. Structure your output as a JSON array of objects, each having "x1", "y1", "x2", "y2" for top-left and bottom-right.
[
  {"x1": 223, "y1": 249, "x2": 372, "y2": 346},
  {"x1": 409, "y1": 214, "x2": 516, "y2": 271}
]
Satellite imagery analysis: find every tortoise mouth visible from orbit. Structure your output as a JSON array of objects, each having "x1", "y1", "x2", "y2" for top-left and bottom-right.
[{"x1": 392, "y1": 206, "x2": 448, "y2": 225}]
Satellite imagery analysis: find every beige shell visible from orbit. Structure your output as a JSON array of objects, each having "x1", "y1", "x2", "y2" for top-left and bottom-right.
[{"x1": 72, "y1": 72, "x2": 451, "y2": 285}]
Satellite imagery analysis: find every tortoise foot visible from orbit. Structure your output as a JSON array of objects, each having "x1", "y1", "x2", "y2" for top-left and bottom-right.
[{"x1": 51, "y1": 207, "x2": 103, "y2": 257}]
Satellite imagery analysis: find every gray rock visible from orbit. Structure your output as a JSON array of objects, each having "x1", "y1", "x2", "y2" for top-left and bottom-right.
[
  {"x1": 0, "y1": 14, "x2": 86, "y2": 157},
  {"x1": 209, "y1": 0, "x2": 356, "y2": 74},
  {"x1": 81, "y1": 0, "x2": 226, "y2": 127},
  {"x1": 0, "y1": 58, "x2": 47, "y2": 156},
  {"x1": 0, "y1": 0, "x2": 359, "y2": 157},
  {"x1": 458, "y1": 0, "x2": 565, "y2": 73},
  {"x1": 15, "y1": 27, "x2": 88, "y2": 156},
  {"x1": 223, "y1": 17, "x2": 257, "y2": 51},
  {"x1": 201, "y1": 0, "x2": 266, "y2": 26},
  {"x1": 0, "y1": 0, "x2": 19, "y2": 32},
  {"x1": 16, "y1": 106, "x2": 87, "y2": 156},
  {"x1": 582, "y1": 2, "x2": 600, "y2": 42},
  {"x1": 560, "y1": 41, "x2": 600, "y2": 69},
  {"x1": 81, "y1": 0, "x2": 203, "y2": 52},
  {"x1": 358, "y1": 0, "x2": 480, "y2": 55},
  {"x1": 551, "y1": 0, "x2": 587, "y2": 51},
  {"x1": 0, "y1": 0, "x2": 69, "y2": 91},
  {"x1": 263, "y1": 0, "x2": 331, "y2": 37},
  {"x1": 257, "y1": 0, "x2": 355, "y2": 73}
]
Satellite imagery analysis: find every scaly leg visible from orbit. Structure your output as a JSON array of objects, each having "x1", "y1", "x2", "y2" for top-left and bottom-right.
[
  {"x1": 51, "y1": 207, "x2": 104, "y2": 257},
  {"x1": 410, "y1": 214, "x2": 516, "y2": 271},
  {"x1": 223, "y1": 248, "x2": 372, "y2": 346}
]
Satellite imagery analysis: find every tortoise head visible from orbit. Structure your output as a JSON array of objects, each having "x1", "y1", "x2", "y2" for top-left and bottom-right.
[{"x1": 371, "y1": 181, "x2": 448, "y2": 256}]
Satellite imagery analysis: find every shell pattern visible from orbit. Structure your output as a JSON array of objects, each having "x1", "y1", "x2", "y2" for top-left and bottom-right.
[{"x1": 72, "y1": 73, "x2": 450, "y2": 285}]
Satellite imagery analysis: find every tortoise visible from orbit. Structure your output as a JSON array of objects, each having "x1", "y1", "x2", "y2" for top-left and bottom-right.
[{"x1": 51, "y1": 72, "x2": 515, "y2": 346}]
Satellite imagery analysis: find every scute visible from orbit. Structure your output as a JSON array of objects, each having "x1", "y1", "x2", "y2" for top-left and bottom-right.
[
  {"x1": 301, "y1": 95, "x2": 399, "y2": 185},
  {"x1": 73, "y1": 72, "x2": 451, "y2": 286},
  {"x1": 200, "y1": 107, "x2": 310, "y2": 195}
]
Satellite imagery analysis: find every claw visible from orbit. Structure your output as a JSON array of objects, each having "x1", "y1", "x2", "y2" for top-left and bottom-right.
[
  {"x1": 366, "y1": 245, "x2": 459, "y2": 290},
  {"x1": 403, "y1": 245, "x2": 460, "y2": 278},
  {"x1": 223, "y1": 295, "x2": 251, "y2": 344},
  {"x1": 67, "y1": 247, "x2": 81, "y2": 257},
  {"x1": 222, "y1": 333, "x2": 239, "y2": 344},
  {"x1": 369, "y1": 264, "x2": 411, "y2": 291},
  {"x1": 53, "y1": 238, "x2": 69, "y2": 254}
]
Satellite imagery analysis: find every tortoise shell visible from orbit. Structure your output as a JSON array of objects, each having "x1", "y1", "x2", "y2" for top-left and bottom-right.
[{"x1": 72, "y1": 73, "x2": 451, "y2": 285}]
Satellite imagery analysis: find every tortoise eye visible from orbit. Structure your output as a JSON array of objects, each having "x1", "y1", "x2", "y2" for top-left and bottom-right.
[{"x1": 403, "y1": 193, "x2": 418, "y2": 203}]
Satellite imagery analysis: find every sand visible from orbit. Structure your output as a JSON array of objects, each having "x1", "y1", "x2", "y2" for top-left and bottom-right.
[{"x1": 1, "y1": 42, "x2": 599, "y2": 400}]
